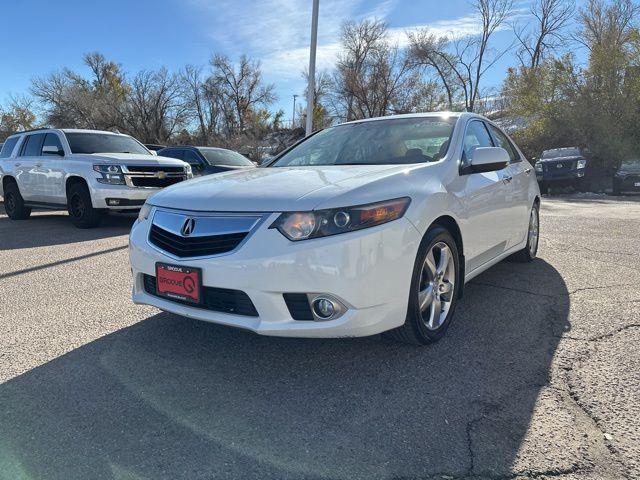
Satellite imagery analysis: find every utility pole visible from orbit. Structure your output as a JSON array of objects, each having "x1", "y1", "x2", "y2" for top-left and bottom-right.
[
  {"x1": 305, "y1": 0, "x2": 319, "y2": 137},
  {"x1": 292, "y1": 94, "x2": 298, "y2": 128}
]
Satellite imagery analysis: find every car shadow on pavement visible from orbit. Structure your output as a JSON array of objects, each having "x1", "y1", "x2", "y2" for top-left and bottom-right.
[
  {"x1": 0, "y1": 206, "x2": 135, "y2": 250},
  {"x1": 0, "y1": 259, "x2": 569, "y2": 479}
]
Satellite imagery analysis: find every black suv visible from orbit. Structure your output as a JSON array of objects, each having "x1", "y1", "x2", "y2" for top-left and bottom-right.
[
  {"x1": 535, "y1": 147, "x2": 588, "y2": 194},
  {"x1": 158, "y1": 146, "x2": 255, "y2": 176},
  {"x1": 613, "y1": 158, "x2": 640, "y2": 195}
]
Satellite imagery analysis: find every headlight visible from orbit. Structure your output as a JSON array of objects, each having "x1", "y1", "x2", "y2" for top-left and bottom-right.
[
  {"x1": 184, "y1": 164, "x2": 193, "y2": 178},
  {"x1": 270, "y1": 197, "x2": 411, "y2": 241},
  {"x1": 576, "y1": 159, "x2": 587, "y2": 169},
  {"x1": 137, "y1": 202, "x2": 153, "y2": 222},
  {"x1": 93, "y1": 164, "x2": 125, "y2": 185},
  {"x1": 534, "y1": 163, "x2": 543, "y2": 172}
]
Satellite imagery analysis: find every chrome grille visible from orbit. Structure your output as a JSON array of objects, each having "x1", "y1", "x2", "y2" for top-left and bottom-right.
[
  {"x1": 148, "y1": 210, "x2": 264, "y2": 258},
  {"x1": 123, "y1": 165, "x2": 188, "y2": 188}
]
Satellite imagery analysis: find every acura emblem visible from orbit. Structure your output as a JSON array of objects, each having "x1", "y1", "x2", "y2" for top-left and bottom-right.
[{"x1": 181, "y1": 218, "x2": 196, "y2": 236}]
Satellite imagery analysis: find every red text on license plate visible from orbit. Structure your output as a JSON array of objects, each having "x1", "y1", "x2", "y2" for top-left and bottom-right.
[{"x1": 156, "y1": 263, "x2": 201, "y2": 303}]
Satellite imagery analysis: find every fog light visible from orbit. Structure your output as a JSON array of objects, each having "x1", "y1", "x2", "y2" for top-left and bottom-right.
[{"x1": 313, "y1": 298, "x2": 336, "y2": 319}]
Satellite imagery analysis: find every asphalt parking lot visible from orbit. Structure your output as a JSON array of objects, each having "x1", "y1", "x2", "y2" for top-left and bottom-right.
[{"x1": 0, "y1": 195, "x2": 639, "y2": 480}]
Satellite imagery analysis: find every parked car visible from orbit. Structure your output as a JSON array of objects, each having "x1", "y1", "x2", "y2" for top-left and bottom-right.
[
  {"x1": 130, "y1": 112, "x2": 539, "y2": 345},
  {"x1": 534, "y1": 147, "x2": 588, "y2": 194},
  {"x1": 145, "y1": 144, "x2": 165, "y2": 153},
  {"x1": 0, "y1": 129, "x2": 191, "y2": 228},
  {"x1": 612, "y1": 158, "x2": 640, "y2": 195},
  {"x1": 157, "y1": 146, "x2": 255, "y2": 176}
]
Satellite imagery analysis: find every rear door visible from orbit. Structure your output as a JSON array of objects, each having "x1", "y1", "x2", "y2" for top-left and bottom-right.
[
  {"x1": 461, "y1": 120, "x2": 513, "y2": 272},
  {"x1": 16, "y1": 133, "x2": 46, "y2": 202},
  {"x1": 488, "y1": 124, "x2": 531, "y2": 248}
]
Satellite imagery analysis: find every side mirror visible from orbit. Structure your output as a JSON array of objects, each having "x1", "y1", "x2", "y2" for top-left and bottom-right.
[
  {"x1": 42, "y1": 145, "x2": 64, "y2": 156},
  {"x1": 468, "y1": 147, "x2": 509, "y2": 173}
]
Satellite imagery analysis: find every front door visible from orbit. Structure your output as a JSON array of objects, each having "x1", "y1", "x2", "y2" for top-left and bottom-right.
[{"x1": 460, "y1": 120, "x2": 513, "y2": 272}]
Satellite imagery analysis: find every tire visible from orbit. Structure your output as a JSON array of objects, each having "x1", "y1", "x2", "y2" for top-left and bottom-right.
[
  {"x1": 67, "y1": 181, "x2": 104, "y2": 228},
  {"x1": 3, "y1": 181, "x2": 32, "y2": 220},
  {"x1": 386, "y1": 226, "x2": 461, "y2": 345},
  {"x1": 539, "y1": 182, "x2": 548, "y2": 195},
  {"x1": 511, "y1": 203, "x2": 539, "y2": 263}
]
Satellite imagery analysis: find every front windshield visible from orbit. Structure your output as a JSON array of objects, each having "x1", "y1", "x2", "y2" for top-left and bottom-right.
[
  {"x1": 65, "y1": 132, "x2": 150, "y2": 155},
  {"x1": 621, "y1": 159, "x2": 640, "y2": 168},
  {"x1": 542, "y1": 148, "x2": 581, "y2": 159},
  {"x1": 271, "y1": 117, "x2": 457, "y2": 167},
  {"x1": 199, "y1": 148, "x2": 253, "y2": 166}
]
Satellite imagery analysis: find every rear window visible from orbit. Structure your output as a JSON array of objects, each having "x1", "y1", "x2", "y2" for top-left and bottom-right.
[{"x1": 0, "y1": 137, "x2": 20, "y2": 158}]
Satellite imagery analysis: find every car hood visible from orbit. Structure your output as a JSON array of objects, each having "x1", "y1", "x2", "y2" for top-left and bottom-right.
[
  {"x1": 618, "y1": 165, "x2": 640, "y2": 174},
  {"x1": 148, "y1": 165, "x2": 413, "y2": 212},
  {"x1": 75, "y1": 153, "x2": 187, "y2": 166}
]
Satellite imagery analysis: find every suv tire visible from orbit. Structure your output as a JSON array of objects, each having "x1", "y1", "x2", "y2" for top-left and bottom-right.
[
  {"x1": 4, "y1": 181, "x2": 32, "y2": 220},
  {"x1": 386, "y1": 226, "x2": 460, "y2": 345},
  {"x1": 67, "y1": 182, "x2": 104, "y2": 228}
]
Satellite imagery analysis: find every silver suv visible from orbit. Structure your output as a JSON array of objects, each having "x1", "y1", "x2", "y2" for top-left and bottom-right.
[{"x1": 0, "y1": 129, "x2": 191, "y2": 228}]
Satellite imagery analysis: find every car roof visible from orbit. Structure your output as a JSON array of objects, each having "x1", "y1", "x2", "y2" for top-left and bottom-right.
[
  {"x1": 338, "y1": 111, "x2": 478, "y2": 126},
  {"x1": 7, "y1": 128, "x2": 130, "y2": 138}
]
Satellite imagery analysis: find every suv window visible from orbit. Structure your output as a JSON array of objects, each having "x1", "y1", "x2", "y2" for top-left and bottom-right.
[
  {"x1": 20, "y1": 133, "x2": 46, "y2": 157},
  {"x1": 159, "y1": 148, "x2": 184, "y2": 160},
  {"x1": 489, "y1": 125, "x2": 520, "y2": 163},
  {"x1": 463, "y1": 121, "x2": 493, "y2": 165},
  {"x1": 183, "y1": 149, "x2": 203, "y2": 165},
  {"x1": 0, "y1": 136, "x2": 20, "y2": 158},
  {"x1": 42, "y1": 133, "x2": 64, "y2": 155}
]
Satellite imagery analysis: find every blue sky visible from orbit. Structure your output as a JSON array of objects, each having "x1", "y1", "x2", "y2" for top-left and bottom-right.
[{"x1": 0, "y1": 0, "x2": 586, "y2": 120}]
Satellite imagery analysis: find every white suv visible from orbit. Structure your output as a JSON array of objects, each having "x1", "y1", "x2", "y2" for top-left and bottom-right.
[
  {"x1": 129, "y1": 112, "x2": 540, "y2": 344},
  {"x1": 0, "y1": 129, "x2": 191, "y2": 228}
]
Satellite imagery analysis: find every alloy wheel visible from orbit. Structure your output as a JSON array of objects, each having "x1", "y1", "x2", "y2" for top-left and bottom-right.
[
  {"x1": 69, "y1": 194, "x2": 85, "y2": 218},
  {"x1": 5, "y1": 193, "x2": 16, "y2": 213},
  {"x1": 418, "y1": 241, "x2": 456, "y2": 331}
]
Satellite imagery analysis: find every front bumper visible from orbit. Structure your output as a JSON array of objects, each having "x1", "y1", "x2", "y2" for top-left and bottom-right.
[
  {"x1": 88, "y1": 181, "x2": 160, "y2": 210},
  {"x1": 129, "y1": 211, "x2": 422, "y2": 337},
  {"x1": 614, "y1": 176, "x2": 640, "y2": 192},
  {"x1": 536, "y1": 170, "x2": 585, "y2": 183}
]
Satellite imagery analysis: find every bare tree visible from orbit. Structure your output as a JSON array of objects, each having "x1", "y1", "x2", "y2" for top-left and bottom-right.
[
  {"x1": 514, "y1": 0, "x2": 575, "y2": 68},
  {"x1": 210, "y1": 54, "x2": 276, "y2": 134},
  {"x1": 31, "y1": 52, "x2": 126, "y2": 129},
  {"x1": 408, "y1": 0, "x2": 513, "y2": 111},
  {"x1": 577, "y1": 0, "x2": 639, "y2": 51},
  {"x1": 181, "y1": 64, "x2": 224, "y2": 144},
  {"x1": 120, "y1": 68, "x2": 188, "y2": 143},
  {"x1": 332, "y1": 20, "x2": 422, "y2": 120}
]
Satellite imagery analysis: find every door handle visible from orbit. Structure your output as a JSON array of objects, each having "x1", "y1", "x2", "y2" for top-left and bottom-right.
[
  {"x1": 501, "y1": 174, "x2": 513, "y2": 184},
  {"x1": 14, "y1": 162, "x2": 21, "y2": 167},
  {"x1": 35, "y1": 163, "x2": 42, "y2": 167},
  {"x1": 524, "y1": 168, "x2": 532, "y2": 175}
]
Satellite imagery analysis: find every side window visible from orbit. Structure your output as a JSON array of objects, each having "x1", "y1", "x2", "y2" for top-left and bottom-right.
[
  {"x1": 0, "y1": 136, "x2": 20, "y2": 158},
  {"x1": 489, "y1": 125, "x2": 520, "y2": 163},
  {"x1": 20, "y1": 134, "x2": 45, "y2": 157},
  {"x1": 160, "y1": 149, "x2": 183, "y2": 160},
  {"x1": 42, "y1": 133, "x2": 64, "y2": 155},
  {"x1": 183, "y1": 150, "x2": 203, "y2": 165},
  {"x1": 463, "y1": 121, "x2": 493, "y2": 165}
]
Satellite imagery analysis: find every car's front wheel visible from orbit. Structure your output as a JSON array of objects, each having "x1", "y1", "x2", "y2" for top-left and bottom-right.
[
  {"x1": 67, "y1": 182, "x2": 104, "y2": 228},
  {"x1": 387, "y1": 226, "x2": 460, "y2": 345}
]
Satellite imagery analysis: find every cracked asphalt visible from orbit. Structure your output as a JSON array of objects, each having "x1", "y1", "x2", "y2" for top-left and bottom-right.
[{"x1": 0, "y1": 194, "x2": 638, "y2": 480}]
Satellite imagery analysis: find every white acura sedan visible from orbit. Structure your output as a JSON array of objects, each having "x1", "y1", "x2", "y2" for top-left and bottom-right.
[{"x1": 129, "y1": 112, "x2": 539, "y2": 344}]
